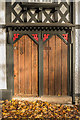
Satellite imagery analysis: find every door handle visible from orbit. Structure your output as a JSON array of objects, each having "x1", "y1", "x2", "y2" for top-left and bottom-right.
[{"x1": 14, "y1": 75, "x2": 16, "y2": 77}]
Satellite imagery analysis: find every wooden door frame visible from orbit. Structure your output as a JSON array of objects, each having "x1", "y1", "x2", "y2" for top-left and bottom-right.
[{"x1": 6, "y1": 28, "x2": 72, "y2": 97}]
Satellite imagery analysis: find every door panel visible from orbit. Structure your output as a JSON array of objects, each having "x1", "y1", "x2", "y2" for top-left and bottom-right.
[
  {"x1": 62, "y1": 40, "x2": 67, "y2": 95},
  {"x1": 14, "y1": 42, "x2": 19, "y2": 94},
  {"x1": 43, "y1": 35, "x2": 68, "y2": 95},
  {"x1": 19, "y1": 36, "x2": 25, "y2": 94},
  {"x1": 55, "y1": 35, "x2": 62, "y2": 95},
  {"x1": 43, "y1": 41, "x2": 49, "y2": 95},
  {"x1": 14, "y1": 35, "x2": 38, "y2": 96},
  {"x1": 32, "y1": 40, "x2": 38, "y2": 95},
  {"x1": 24, "y1": 35, "x2": 32, "y2": 94},
  {"x1": 49, "y1": 36, "x2": 55, "y2": 95}
]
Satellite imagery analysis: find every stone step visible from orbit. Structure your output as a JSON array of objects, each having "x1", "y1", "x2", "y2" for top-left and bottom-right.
[{"x1": 12, "y1": 96, "x2": 72, "y2": 104}]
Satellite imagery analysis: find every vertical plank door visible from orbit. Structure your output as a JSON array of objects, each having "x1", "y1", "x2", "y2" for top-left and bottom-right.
[
  {"x1": 43, "y1": 35, "x2": 68, "y2": 95},
  {"x1": 14, "y1": 35, "x2": 38, "y2": 96}
]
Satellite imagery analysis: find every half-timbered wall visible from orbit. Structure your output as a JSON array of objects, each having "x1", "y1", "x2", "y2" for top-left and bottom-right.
[
  {"x1": 0, "y1": 1, "x2": 72, "y2": 95},
  {"x1": 7, "y1": 0, "x2": 70, "y2": 24}
]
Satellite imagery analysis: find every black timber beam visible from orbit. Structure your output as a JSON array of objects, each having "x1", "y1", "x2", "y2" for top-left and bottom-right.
[
  {"x1": 21, "y1": 2, "x2": 59, "y2": 9},
  {"x1": 6, "y1": 23, "x2": 75, "y2": 27},
  {"x1": 0, "y1": 23, "x2": 75, "y2": 29},
  {"x1": 75, "y1": 25, "x2": 80, "y2": 29},
  {"x1": 39, "y1": 33, "x2": 43, "y2": 96}
]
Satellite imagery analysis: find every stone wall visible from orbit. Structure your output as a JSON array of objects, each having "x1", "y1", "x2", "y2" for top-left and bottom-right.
[
  {"x1": 75, "y1": 2, "x2": 80, "y2": 94},
  {"x1": 0, "y1": 2, "x2": 6, "y2": 90},
  {"x1": 0, "y1": 29, "x2": 6, "y2": 89},
  {"x1": 74, "y1": 1, "x2": 80, "y2": 104}
]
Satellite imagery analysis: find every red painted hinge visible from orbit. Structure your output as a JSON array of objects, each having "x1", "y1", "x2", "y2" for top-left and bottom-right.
[
  {"x1": 62, "y1": 34, "x2": 68, "y2": 41},
  {"x1": 32, "y1": 34, "x2": 38, "y2": 42},
  {"x1": 43, "y1": 34, "x2": 50, "y2": 42},
  {"x1": 13, "y1": 34, "x2": 19, "y2": 41}
]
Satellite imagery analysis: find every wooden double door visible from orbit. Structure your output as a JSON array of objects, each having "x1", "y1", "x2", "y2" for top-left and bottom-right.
[{"x1": 14, "y1": 33, "x2": 68, "y2": 96}]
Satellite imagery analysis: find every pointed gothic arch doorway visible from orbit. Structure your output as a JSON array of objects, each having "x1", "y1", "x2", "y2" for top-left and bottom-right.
[
  {"x1": 13, "y1": 32, "x2": 69, "y2": 97},
  {"x1": 13, "y1": 35, "x2": 38, "y2": 96}
]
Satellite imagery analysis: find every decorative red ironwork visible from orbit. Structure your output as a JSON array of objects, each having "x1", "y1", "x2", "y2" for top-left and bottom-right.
[
  {"x1": 43, "y1": 34, "x2": 50, "y2": 42},
  {"x1": 62, "y1": 34, "x2": 68, "y2": 41},
  {"x1": 32, "y1": 34, "x2": 38, "y2": 42},
  {"x1": 13, "y1": 34, "x2": 19, "y2": 41}
]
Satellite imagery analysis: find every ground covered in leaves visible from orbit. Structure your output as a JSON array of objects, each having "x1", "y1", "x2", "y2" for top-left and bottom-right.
[{"x1": 2, "y1": 100, "x2": 80, "y2": 119}]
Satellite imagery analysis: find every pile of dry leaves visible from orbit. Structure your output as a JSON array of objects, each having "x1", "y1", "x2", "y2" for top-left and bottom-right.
[{"x1": 2, "y1": 99, "x2": 80, "y2": 119}]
